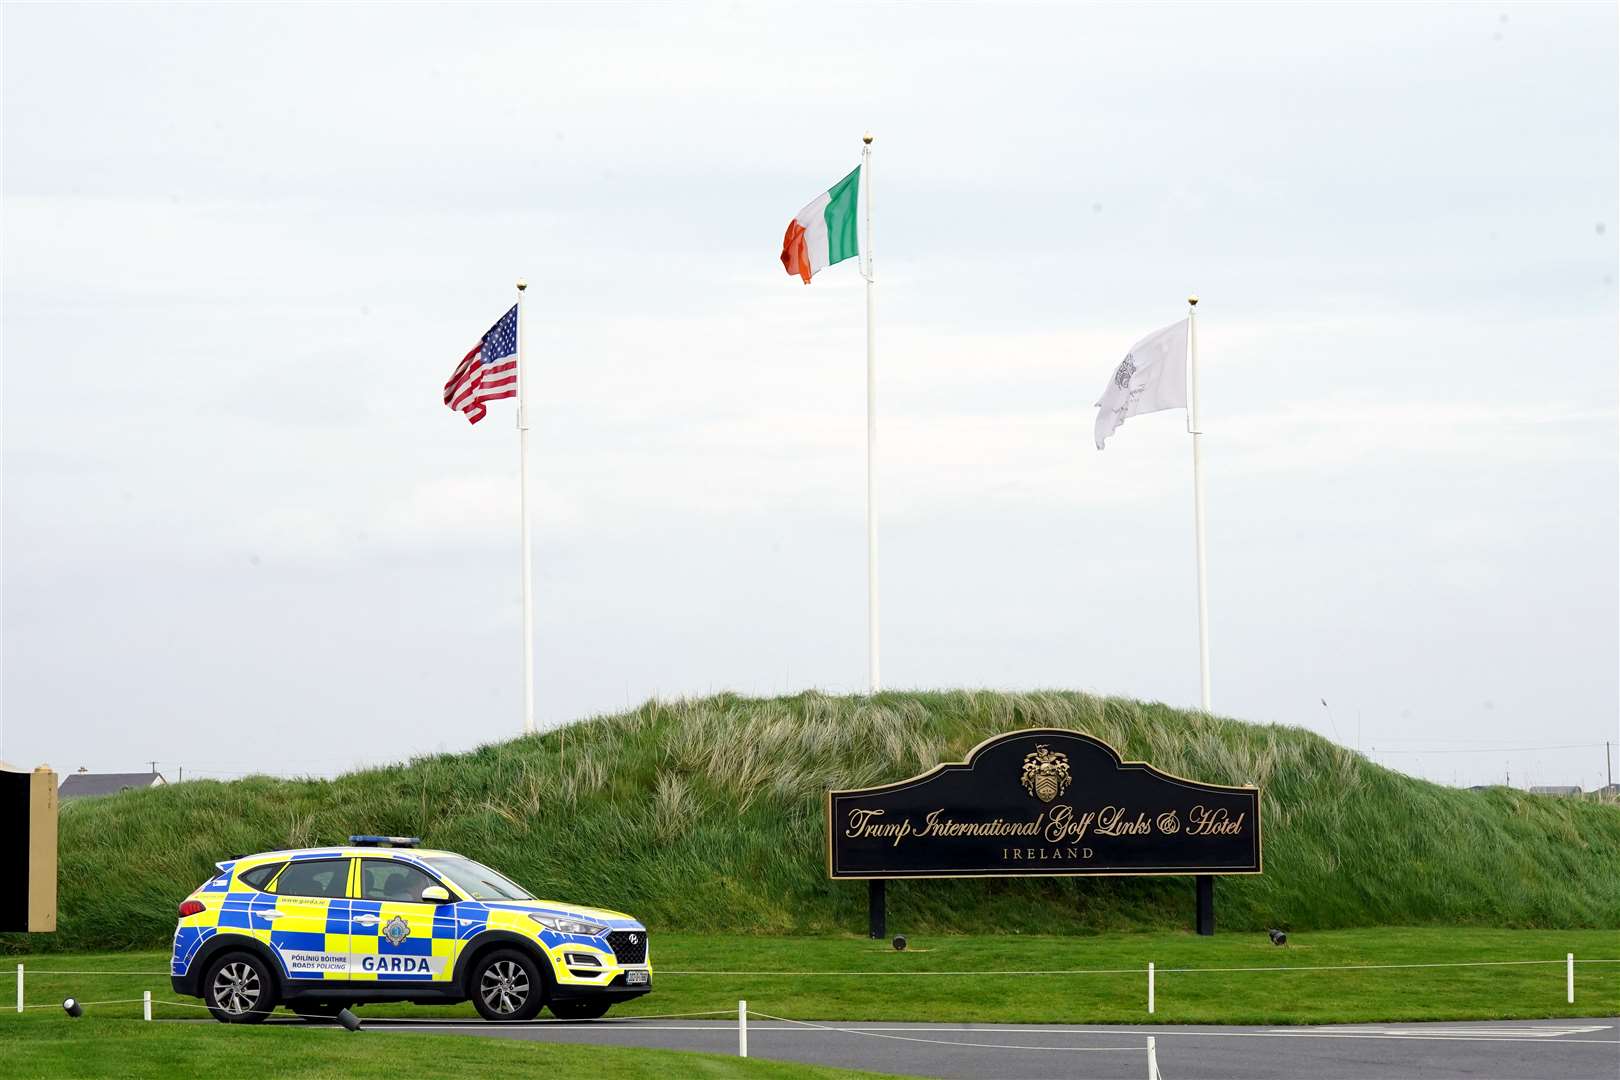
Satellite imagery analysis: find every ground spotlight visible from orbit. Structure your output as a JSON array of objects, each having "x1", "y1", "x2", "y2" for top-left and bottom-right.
[
  {"x1": 1267, "y1": 928, "x2": 1288, "y2": 946},
  {"x1": 62, "y1": 997, "x2": 83, "y2": 1018},
  {"x1": 336, "y1": 1008, "x2": 362, "y2": 1031},
  {"x1": 892, "y1": 935, "x2": 907, "y2": 951}
]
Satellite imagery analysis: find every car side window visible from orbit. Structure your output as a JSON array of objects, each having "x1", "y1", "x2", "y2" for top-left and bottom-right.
[
  {"x1": 271, "y1": 858, "x2": 350, "y2": 898},
  {"x1": 360, "y1": 859, "x2": 442, "y2": 903},
  {"x1": 237, "y1": 863, "x2": 283, "y2": 892}
]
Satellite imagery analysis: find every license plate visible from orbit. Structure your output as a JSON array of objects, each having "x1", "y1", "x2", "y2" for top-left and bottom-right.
[{"x1": 626, "y1": 970, "x2": 649, "y2": 986}]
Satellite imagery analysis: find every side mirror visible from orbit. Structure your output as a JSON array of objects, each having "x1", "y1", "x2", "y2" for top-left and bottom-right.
[{"x1": 420, "y1": 885, "x2": 451, "y2": 903}]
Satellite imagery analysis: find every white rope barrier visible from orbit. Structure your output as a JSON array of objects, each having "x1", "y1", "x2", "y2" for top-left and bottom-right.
[
  {"x1": 14, "y1": 958, "x2": 1616, "y2": 979},
  {"x1": 661, "y1": 957, "x2": 1620, "y2": 976},
  {"x1": 10, "y1": 951, "x2": 1608, "y2": 1029},
  {"x1": 19, "y1": 970, "x2": 171, "y2": 976},
  {"x1": 745, "y1": 1008, "x2": 1147, "y2": 1053},
  {"x1": 149, "y1": 999, "x2": 275, "y2": 1016},
  {"x1": 663, "y1": 967, "x2": 1144, "y2": 975},
  {"x1": 19, "y1": 997, "x2": 151, "y2": 1010},
  {"x1": 203, "y1": 1006, "x2": 742, "y2": 1025},
  {"x1": 1156, "y1": 958, "x2": 1592, "y2": 974}
]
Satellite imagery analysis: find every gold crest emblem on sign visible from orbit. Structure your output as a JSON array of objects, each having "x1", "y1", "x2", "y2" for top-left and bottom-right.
[{"x1": 1020, "y1": 744, "x2": 1072, "y2": 803}]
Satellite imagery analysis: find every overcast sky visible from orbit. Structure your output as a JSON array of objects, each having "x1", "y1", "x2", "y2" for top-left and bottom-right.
[{"x1": 3, "y1": 3, "x2": 1616, "y2": 790}]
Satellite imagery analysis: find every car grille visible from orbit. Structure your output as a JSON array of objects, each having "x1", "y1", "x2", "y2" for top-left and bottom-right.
[{"x1": 606, "y1": 930, "x2": 647, "y2": 964}]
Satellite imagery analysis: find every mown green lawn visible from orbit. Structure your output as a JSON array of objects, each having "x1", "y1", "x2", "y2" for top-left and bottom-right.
[{"x1": 5, "y1": 928, "x2": 1616, "y2": 1029}]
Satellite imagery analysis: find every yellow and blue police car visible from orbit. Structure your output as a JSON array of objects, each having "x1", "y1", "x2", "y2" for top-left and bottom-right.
[{"x1": 170, "y1": 836, "x2": 650, "y2": 1023}]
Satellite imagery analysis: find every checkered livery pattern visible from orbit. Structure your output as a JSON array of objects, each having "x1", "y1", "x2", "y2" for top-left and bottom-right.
[
  {"x1": 171, "y1": 847, "x2": 651, "y2": 996},
  {"x1": 347, "y1": 899, "x2": 459, "y2": 982}
]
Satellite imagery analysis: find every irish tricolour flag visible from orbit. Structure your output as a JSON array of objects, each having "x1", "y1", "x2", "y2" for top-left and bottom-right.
[{"x1": 780, "y1": 166, "x2": 861, "y2": 283}]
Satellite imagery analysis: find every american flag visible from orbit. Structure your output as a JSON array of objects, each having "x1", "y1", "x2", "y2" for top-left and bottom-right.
[{"x1": 443, "y1": 305, "x2": 519, "y2": 424}]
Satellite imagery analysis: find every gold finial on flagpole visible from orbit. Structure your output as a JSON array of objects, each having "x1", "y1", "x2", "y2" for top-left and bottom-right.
[
  {"x1": 516, "y1": 279, "x2": 528, "y2": 291},
  {"x1": 863, "y1": 131, "x2": 874, "y2": 144},
  {"x1": 1188, "y1": 294, "x2": 1199, "y2": 306}
]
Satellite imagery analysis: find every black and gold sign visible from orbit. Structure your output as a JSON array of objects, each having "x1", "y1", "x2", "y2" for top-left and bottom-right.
[{"x1": 827, "y1": 729, "x2": 1260, "y2": 879}]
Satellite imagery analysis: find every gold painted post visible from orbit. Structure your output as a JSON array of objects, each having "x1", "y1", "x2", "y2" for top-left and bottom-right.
[{"x1": 25, "y1": 767, "x2": 57, "y2": 933}]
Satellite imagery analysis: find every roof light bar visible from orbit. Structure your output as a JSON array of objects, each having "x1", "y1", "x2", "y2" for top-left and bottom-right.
[{"x1": 349, "y1": 835, "x2": 421, "y2": 848}]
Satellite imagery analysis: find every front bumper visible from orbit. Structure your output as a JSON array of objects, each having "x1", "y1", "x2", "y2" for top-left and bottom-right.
[
  {"x1": 541, "y1": 927, "x2": 651, "y2": 992},
  {"x1": 549, "y1": 971, "x2": 652, "y2": 1003}
]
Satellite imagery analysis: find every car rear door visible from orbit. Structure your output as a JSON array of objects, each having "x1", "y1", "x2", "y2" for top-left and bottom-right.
[
  {"x1": 348, "y1": 857, "x2": 457, "y2": 983},
  {"x1": 260, "y1": 857, "x2": 352, "y2": 982}
]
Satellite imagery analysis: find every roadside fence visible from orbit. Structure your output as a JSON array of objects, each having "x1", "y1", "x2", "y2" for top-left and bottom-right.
[
  {"x1": 8, "y1": 986, "x2": 1177, "y2": 1078},
  {"x1": 741, "y1": 1005, "x2": 1165, "y2": 1079},
  {"x1": 660, "y1": 955, "x2": 1615, "y2": 1014},
  {"x1": 11, "y1": 953, "x2": 1615, "y2": 1022}
]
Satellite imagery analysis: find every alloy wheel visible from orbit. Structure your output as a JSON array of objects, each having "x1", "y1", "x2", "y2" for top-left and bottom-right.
[
  {"x1": 479, "y1": 959, "x2": 531, "y2": 1016},
  {"x1": 211, "y1": 961, "x2": 262, "y2": 1016}
]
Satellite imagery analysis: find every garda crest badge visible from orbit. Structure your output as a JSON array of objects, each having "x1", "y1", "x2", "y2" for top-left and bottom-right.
[
  {"x1": 382, "y1": 915, "x2": 411, "y2": 947},
  {"x1": 1113, "y1": 353, "x2": 1136, "y2": 389},
  {"x1": 1020, "y1": 744, "x2": 1072, "y2": 803}
]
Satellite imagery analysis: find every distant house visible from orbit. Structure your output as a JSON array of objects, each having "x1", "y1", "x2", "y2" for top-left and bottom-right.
[
  {"x1": 1528, "y1": 785, "x2": 1582, "y2": 798},
  {"x1": 58, "y1": 771, "x2": 167, "y2": 801}
]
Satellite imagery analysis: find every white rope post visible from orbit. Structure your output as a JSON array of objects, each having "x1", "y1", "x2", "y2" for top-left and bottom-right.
[
  {"x1": 15, "y1": 964, "x2": 21, "y2": 1013},
  {"x1": 1567, "y1": 953, "x2": 1574, "y2": 1004},
  {"x1": 1147, "y1": 1035, "x2": 1159, "y2": 1080},
  {"x1": 738, "y1": 999, "x2": 748, "y2": 1057},
  {"x1": 143, "y1": 990, "x2": 152, "y2": 1021},
  {"x1": 1147, "y1": 961, "x2": 1155, "y2": 1014}
]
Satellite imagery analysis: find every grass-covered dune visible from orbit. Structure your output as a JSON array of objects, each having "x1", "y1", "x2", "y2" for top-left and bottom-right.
[{"x1": 9, "y1": 691, "x2": 1619, "y2": 953}]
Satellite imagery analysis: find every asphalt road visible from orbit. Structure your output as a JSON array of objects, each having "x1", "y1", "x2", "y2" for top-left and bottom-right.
[{"x1": 344, "y1": 1014, "x2": 1620, "y2": 1079}]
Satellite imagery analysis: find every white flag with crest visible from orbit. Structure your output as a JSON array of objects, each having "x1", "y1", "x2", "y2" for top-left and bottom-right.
[{"x1": 1093, "y1": 318, "x2": 1190, "y2": 449}]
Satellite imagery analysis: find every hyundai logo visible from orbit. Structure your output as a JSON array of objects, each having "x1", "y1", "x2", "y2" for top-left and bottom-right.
[{"x1": 629, "y1": 933, "x2": 639, "y2": 944}]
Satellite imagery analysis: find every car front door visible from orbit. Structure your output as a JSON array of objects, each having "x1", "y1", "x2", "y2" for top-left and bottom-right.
[
  {"x1": 349, "y1": 858, "x2": 456, "y2": 984},
  {"x1": 260, "y1": 857, "x2": 352, "y2": 982}
]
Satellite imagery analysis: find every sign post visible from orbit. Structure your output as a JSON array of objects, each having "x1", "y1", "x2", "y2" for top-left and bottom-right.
[
  {"x1": 0, "y1": 765, "x2": 57, "y2": 934},
  {"x1": 867, "y1": 880, "x2": 886, "y2": 940},
  {"x1": 828, "y1": 730, "x2": 1261, "y2": 936}
]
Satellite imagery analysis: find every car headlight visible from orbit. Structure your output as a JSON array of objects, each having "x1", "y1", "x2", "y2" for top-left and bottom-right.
[{"x1": 528, "y1": 913, "x2": 609, "y2": 937}]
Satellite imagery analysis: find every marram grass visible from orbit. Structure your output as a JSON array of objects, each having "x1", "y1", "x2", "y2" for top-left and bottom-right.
[{"x1": 7, "y1": 690, "x2": 1618, "y2": 953}]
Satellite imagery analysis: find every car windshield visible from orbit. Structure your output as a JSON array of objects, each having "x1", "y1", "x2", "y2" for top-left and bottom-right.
[{"x1": 423, "y1": 856, "x2": 533, "y2": 901}]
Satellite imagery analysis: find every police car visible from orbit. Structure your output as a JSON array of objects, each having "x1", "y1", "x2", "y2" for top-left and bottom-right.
[{"x1": 170, "y1": 837, "x2": 651, "y2": 1023}]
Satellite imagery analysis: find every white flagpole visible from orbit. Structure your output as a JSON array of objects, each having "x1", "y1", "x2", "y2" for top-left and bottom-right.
[
  {"x1": 516, "y1": 279, "x2": 536, "y2": 735},
  {"x1": 862, "y1": 132, "x2": 879, "y2": 695},
  {"x1": 1187, "y1": 294, "x2": 1211, "y2": 711}
]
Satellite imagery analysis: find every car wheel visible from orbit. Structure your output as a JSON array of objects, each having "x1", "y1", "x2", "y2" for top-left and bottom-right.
[
  {"x1": 470, "y1": 949, "x2": 546, "y2": 1022},
  {"x1": 204, "y1": 952, "x2": 277, "y2": 1024},
  {"x1": 549, "y1": 999, "x2": 612, "y2": 1020}
]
